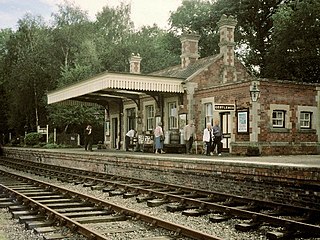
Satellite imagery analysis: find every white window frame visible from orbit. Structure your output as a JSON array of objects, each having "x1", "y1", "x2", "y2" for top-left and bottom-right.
[
  {"x1": 145, "y1": 105, "x2": 154, "y2": 131},
  {"x1": 168, "y1": 102, "x2": 178, "y2": 130},
  {"x1": 300, "y1": 111, "x2": 312, "y2": 129},
  {"x1": 205, "y1": 103, "x2": 213, "y2": 126},
  {"x1": 272, "y1": 110, "x2": 285, "y2": 128}
]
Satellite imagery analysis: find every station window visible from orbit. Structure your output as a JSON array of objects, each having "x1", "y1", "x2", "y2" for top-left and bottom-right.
[
  {"x1": 127, "y1": 108, "x2": 136, "y2": 132},
  {"x1": 300, "y1": 112, "x2": 312, "y2": 129},
  {"x1": 145, "y1": 105, "x2": 154, "y2": 131},
  {"x1": 168, "y1": 102, "x2": 178, "y2": 129},
  {"x1": 272, "y1": 110, "x2": 285, "y2": 128},
  {"x1": 205, "y1": 103, "x2": 213, "y2": 127}
]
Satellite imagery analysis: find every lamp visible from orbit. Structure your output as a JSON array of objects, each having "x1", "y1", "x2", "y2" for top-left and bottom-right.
[{"x1": 250, "y1": 81, "x2": 260, "y2": 102}]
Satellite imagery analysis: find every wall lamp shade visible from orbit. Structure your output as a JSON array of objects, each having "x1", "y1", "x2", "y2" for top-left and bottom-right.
[{"x1": 250, "y1": 82, "x2": 260, "y2": 102}]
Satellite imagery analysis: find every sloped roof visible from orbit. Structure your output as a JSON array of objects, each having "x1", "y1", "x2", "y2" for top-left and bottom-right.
[{"x1": 150, "y1": 55, "x2": 220, "y2": 79}]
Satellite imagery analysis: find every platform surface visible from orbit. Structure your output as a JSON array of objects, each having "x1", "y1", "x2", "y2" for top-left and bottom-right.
[{"x1": 15, "y1": 147, "x2": 319, "y2": 169}]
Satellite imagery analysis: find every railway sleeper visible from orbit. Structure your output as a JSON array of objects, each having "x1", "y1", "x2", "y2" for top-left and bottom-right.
[
  {"x1": 166, "y1": 203, "x2": 196, "y2": 212},
  {"x1": 209, "y1": 214, "x2": 232, "y2": 223},
  {"x1": 11, "y1": 209, "x2": 37, "y2": 219},
  {"x1": 90, "y1": 185, "x2": 105, "y2": 191},
  {"x1": 25, "y1": 220, "x2": 54, "y2": 230},
  {"x1": 235, "y1": 220, "x2": 263, "y2": 231},
  {"x1": 182, "y1": 208, "x2": 209, "y2": 217},
  {"x1": 42, "y1": 233, "x2": 72, "y2": 240},
  {"x1": 147, "y1": 198, "x2": 170, "y2": 207},
  {"x1": 19, "y1": 214, "x2": 46, "y2": 223},
  {"x1": 136, "y1": 195, "x2": 156, "y2": 203},
  {"x1": 73, "y1": 214, "x2": 127, "y2": 224},
  {"x1": 109, "y1": 189, "x2": 126, "y2": 196},
  {"x1": 123, "y1": 191, "x2": 140, "y2": 199}
]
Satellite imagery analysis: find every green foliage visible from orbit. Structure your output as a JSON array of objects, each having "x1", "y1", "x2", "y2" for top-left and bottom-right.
[
  {"x1": 265, "y1": 0, "x2": 320, "y2": 83},
  {"x1": 48, "y1": 105, "x2": 103, "y2": 133},
  {"x1": 25, "y1": 132, "x2": 42, "y2": 146}
]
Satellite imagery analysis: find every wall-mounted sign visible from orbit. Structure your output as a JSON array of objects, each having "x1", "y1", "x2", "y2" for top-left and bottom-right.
[{"x1": 215, "y1": 104, "x2": 235, "y2": 111}]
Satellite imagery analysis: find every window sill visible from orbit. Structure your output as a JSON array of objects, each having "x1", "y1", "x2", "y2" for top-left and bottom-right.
[
  {"x1": 298, "y1": 129, "x2": 316, "y2": 134},
  {"x1": 270, "y1": 128, "x2": 290, "y2": 133}
]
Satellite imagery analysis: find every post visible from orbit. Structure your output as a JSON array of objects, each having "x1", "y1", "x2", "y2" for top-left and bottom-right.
[
  {"x1": 54, "y1": 128, "x2": 56, "y2": 144},
  {"x1": 46, "y1": 125, "x2": 49, "y2": 143}
]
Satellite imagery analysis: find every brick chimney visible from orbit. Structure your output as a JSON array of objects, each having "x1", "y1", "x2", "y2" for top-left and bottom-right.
[
  {"x1": 217, "y1": 15, "x2": 237, "y2": 83},
  {"x1": 180, "y1": 32, "x2": 200, "y2": 68},
  {"x1": 129, "y1": 53, "x2": 142, "y2": 74}
]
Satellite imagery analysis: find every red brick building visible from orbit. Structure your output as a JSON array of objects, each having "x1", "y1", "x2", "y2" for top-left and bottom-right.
[{"x1": 48, "y1": 15, "x2": 320, "y2": 155}]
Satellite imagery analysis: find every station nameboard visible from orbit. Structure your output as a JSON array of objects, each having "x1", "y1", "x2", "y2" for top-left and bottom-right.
[{"x1": 214, "y1": 104, "x2": 235, "y2": 110}]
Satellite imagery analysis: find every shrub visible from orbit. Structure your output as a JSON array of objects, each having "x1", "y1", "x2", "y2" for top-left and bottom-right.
[{"x1": 25, "y1": 132, "x2": 42, "y2": 146}]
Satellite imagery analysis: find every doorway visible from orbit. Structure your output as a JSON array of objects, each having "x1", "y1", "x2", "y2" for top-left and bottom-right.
[
  {"x1": 111, "y1": 117, "x2": 118, "y2": 149},
  {"x1": 220, "y1": 112, "x2": 231, "y2": 152}
]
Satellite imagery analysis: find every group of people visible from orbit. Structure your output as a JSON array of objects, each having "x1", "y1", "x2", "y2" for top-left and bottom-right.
[
  {"x1": 152, "y1": 118, "x2": 223, "y2": 156},
  {"x1": 202, "y1": 119, "x2": 223, "y2": 156},
  {"x1": 86, "y1": 119, "x2": 223, "y2": 156}
]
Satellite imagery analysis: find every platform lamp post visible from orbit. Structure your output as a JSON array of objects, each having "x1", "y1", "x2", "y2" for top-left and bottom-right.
[{"x1": 250, "y1": 81, "x2": 260, "y2": 143}]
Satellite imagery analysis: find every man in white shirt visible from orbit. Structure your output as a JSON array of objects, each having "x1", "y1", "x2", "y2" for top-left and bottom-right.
[{"x1": 125, "y1": 129, "x2": 135, "y2": 151}]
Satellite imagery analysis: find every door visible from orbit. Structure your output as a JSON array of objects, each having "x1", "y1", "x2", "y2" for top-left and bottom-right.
[
  {"x1": 220, "y1": 112, "x2": 231, "y2": 152},
  {"x1": 112, "y1": 118, "x2": 118, "y2": 149}
]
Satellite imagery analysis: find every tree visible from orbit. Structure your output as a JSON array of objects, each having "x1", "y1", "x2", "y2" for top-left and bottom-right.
[
  {"x1": 4, "y1": 14, "x2": 56, "y2": 134},
  {"x1": 265, "y1": 0, "x2": 320, "y2": 83},
  {"x1": 169, "y1": 0, "x2": 287, "y2": 76},
  {"x1": 128, "y1": 25, "x2": 181, "y2": 73},
  {"x1": 0, "y1": 29, "x2": 12, "y2": 137},
  {"x1": 92, "y1": 3, "x2": 134, "y2": 72}
]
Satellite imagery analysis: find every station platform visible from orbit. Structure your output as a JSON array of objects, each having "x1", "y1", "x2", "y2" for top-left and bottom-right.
[{"x1": 10, "y1": 147, "x2": 320, "y2": 168}]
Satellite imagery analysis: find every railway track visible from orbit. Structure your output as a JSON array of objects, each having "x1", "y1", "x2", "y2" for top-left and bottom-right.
[
  {"x1": 0, "y1": 169, "x2": 218, "y2": 240},
  {"x1": 1, "y1": 156, "x2": 320, "y2": 239}
]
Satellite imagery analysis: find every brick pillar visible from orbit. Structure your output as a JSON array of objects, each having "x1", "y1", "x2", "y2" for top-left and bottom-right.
[
  {"x1": 129, "y1": 53, "x2": 142, "y2": 74},
  {"x1": 217, "y1": 15, "x2": 237, "y2": 83},
  {"x1": 180, "y1": 32, "x2": 200, "y2": 68}
]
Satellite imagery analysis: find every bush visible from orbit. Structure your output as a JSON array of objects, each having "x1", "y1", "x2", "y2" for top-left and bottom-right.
[{"x1": 25, "y1": 132, "x2": 42, "y2": 146}]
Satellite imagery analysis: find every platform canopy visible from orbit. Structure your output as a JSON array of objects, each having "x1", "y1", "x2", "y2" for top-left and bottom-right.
[{"x1": 47, "y1": 71, "x2": 185, "y2": 107}]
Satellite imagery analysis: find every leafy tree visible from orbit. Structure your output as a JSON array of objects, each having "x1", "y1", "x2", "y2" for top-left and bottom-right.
[
  {"x1": 4, "y1": 14, "x2": 56, "y2": 133},
  {"x1": 129, "y1": 26, "x2": 181, "y2": 73},
  {"x1": 265, "y1": 0, "x2": 320, "y2": 83},
  {"x1": 0, "y1": 29, "x2": 12, "y2": 136},
  {"x1": 51, "y1": 1, "x2": 91, "y2": 70},
  {"x1": 94, "y1": 3, "x2": 134, "y2": 72},
  {"x1": 169, "y1": 0, "x2": 220, "y2": 57}
]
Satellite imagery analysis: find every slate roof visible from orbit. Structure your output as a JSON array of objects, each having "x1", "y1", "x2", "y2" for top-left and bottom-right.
[{"x1": 149, "y1": 55, "x2": 220, "y2": 79}]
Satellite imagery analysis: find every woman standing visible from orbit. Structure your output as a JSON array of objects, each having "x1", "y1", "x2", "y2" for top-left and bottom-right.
[
  {"x1": 154, "y1": 122, "x2": 165, "y2": 154},
  {"x1": 202, "y1": 123, "x2": 212, "y2": 156}
]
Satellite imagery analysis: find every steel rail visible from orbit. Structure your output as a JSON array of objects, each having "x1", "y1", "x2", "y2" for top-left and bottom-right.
[{"x1": 0, "y1": 169, "x2": 223, "y2": 240}]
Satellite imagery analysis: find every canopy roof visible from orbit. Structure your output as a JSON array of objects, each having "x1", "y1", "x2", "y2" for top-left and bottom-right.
[{"x1": 47, "y1": 72, "x2": 185, "y2": 107}]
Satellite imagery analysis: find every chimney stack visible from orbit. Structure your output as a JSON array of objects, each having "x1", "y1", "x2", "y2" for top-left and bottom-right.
[
  {"x1": 129, "y1": 53, "x2": 142, "y2": 74},
  {"x1": 180, "y1": 32, "x2": 200, "y2": 68},
  {"x1": 217, "y1": 15, "x2": 237, "y2": 82}
]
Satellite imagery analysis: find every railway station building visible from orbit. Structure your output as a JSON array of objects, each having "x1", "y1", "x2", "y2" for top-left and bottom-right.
[{"x1": 47, "y1": 15, "x2": 320, "y2": 155}]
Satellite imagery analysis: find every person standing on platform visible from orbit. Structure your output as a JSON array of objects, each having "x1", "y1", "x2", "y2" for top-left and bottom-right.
[
  {"x1": 125, "y1": 128, "x2": 135, "y2": 151},
  {"x1": 212, "y1": 119, "x2": 223, "y2": 156},
  {"x1": 202, "y1": 123, "x2": 212, "y2": 156},
  {"x1": 84, "y1": 125, "x2": 93, "y2": 151},
  {"x1": 184, "y1": 120, "x2": 196, "y2": 154},
  {"x1": 154, "y1": 122, "x2": 165, "y2": 154}
]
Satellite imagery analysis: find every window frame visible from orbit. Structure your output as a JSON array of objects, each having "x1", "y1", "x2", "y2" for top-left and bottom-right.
[
  {"x1": 145, "y1": 105, "x2": 154, "y2": 131},
  {"x1": 272, "y1": 110, "x2": 286, "y2": 128},
  {"x1": 300, "y1": 111, "x2": 312, "y2": 129},
  {"x1": 205, "y1": 103, "x2": 213, "y2": 127},
  {"x1": 168, "y1": 102, "x2": 178, "y2": 130}
]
